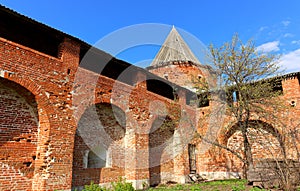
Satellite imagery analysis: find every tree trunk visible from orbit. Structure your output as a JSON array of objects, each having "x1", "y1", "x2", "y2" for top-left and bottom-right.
[{"x1": 240, "y1": 122, "x2": 254, "y2": 179}]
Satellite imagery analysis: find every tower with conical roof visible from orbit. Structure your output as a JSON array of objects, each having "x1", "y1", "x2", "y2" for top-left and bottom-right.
[{"x1": 147, "y1": 26, "x2": 205, "y2": 91}]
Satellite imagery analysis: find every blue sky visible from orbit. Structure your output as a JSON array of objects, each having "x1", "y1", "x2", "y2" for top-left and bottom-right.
[{"x1": 1, "y1": 1, "x2": 300, "y2": 72}]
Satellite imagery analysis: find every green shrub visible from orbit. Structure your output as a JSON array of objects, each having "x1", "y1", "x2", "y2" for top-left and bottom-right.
[
  {"x1": 231, "y1": 183, "x2": 245, "y2": 191},
  {"x1": 82, "y1": 181, "x2": 108, "y2": 191},
  {"x1": 111, "y1": 177, "x2": 135, "y2": 191},
  {"x1": 79, "y1": 178, "x2": 135, "y2": 191}
]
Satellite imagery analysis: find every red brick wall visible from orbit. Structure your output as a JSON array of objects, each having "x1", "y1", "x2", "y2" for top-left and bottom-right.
[
  {"x1": 0, "y1": 30, "x2": 199, "y2": 189},
  {"x1": 0, "y1": 78, "x2": 38, "y2": 191},
  {"x1": 149, "y1": 116, "x2": 176, "y2": 186},
  {"x1": 148, "y1": 63, "x2": 205, "y2": 90},
  {"x1": 72, "y1": 103, "x2": 126, "y2": 188},
  {"x1": 195, "y1": 77, "x2": 300, "y2": 179},
  {"x1": 1, "y1": 29, "x2": 300, "y2": 190},
  {"x1": 226, "y1": 128, "x2": 282, "y2": 171},
  {"x1": 0, "y1": 37, "x2": 80, "y2": 190}
]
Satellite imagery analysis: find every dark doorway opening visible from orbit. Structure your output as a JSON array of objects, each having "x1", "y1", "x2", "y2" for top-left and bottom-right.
[{"x1": 188, "y1": 144, "x2": 196, "y2": 174}]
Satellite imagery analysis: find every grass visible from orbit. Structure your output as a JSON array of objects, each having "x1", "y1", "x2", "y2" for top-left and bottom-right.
[
  {"x1": 57, "y1": 179, "x2": 271, "y2": 191},
  {"x1": 143, "y1": 179, "x2": 268, "y2": 191}
]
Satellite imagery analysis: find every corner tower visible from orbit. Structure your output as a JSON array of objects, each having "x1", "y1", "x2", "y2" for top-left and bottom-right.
[{"x1": 147, "y1": 26, "x2": 205, "y2": 91}]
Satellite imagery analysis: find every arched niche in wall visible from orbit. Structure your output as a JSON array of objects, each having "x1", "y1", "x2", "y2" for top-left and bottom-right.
[
  {"x1": 222, "y1": 120, "x2": 284, "y2": 173},
  {"x1": 72, "y1": 102, "x2": 126, "y2": 188},
  {"x1": 149, "y1": 115, "x2": 176, "y2": 186},
  {"x1": 0, "y1": 77, "x2": 39, "y2": 190}
]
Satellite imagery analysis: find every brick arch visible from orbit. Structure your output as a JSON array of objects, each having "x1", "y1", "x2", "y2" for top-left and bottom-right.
[
  {"x1": 71, "y1": 102, "x2": 126, "y2": 189},
  {"x1": 0, "y1": 76, "x2": 51, "y2": 191},
  {"x1": 221, "y1": 120, "x2": 283, "y2": 146},
  {"x1": 95, "y1": 102, "x2": 126, "y2": 141},
  {"x1": 74, "y1": 101, "x2": 126, "y2": 154},
  {"x1": 73, "y1": 89, "x2": 129, "y2": 126},
  {"x1": 0, "y1": 75, "x2": 52, "y2": 131},
  {"x1": 221, "y1": 120, "x2": 285, "y2": 172},
  {"x1": 73, "y1": 99, "x2": 127, "y2": 125},
  {"x1": 94, "y1": 99, "x2": 128, "y2": 121},
  {"x1": 149, "y1": 115, "x2": 176, "y2": 186},
  {"x1": 4, "y1": 75, "x2": 41, "y2": 98},
  {"x1": 1, "y1": 75, "x2": 52, "y2": 123}
]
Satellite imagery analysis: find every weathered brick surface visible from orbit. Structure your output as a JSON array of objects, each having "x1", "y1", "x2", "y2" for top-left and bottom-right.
[
  {"x1": 0, "y1": 78, "x2": 38, "y2": 191},
  {"x1": 149, "y1": 116, "x2": 176, "y2": 186},
  {"x1": 148, "y1": 63, "x2": 205, "y2": 90},
  {"x1": 0, "y1": 34, "x2": 192, "y2": 190},
  {"x1": 195, "y1": 77, "x2": 300, "y2": 179},
  {"x1": 1, "y1": 6, "x2": 300, "y2": 190},
  {"x1": 72, "y1": 103, "x2": 126, "y2": 187}
]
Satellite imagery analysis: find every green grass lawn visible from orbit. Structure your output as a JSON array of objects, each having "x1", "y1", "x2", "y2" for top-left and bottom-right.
[
  {"x1": 65, "y1": 178, "x2": 299, "y2": 191},
  {"x1": 144, "y1": 179, "x2": 268, "y2": 191}
]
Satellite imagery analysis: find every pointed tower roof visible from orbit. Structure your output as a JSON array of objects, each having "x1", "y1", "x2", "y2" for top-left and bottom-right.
[{"x1": 150, "y1": 26, "x2": 200, "y2": 67}]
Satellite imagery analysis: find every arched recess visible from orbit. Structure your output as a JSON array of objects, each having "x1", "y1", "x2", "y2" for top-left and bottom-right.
[
  {"x1": 222, "y1": 120, "x2": 284, "y2": 172},
  {"x1": 0, "y1": 77, "x2": 39, "y2": 190},
  {"x1": 0, "y1": 75, "x2": 52, "y2": 190},
  {"x1": 71, "y1": 102, "x2": 126, "y2": 189},
  {"x1": 149, "y1": 115, "x2": 176, "y2": 186}
]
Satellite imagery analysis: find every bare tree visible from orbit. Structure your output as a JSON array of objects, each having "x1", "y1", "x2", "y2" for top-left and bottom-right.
[
  {"x1": 195, "y1": 34, "x2": 284, "y2": 177},
  {"x1": 256, "y1": 118, "x2": 300, "y2": 190}
]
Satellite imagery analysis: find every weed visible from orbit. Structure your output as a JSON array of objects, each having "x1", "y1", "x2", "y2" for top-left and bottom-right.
[
  {"x1": 111, "y1": 177, "x2": 134, "y2": 191},
  {"x1": 82, "y1": 181, "x2": 108, "y2": 191},
  {"x1": 231, "y1": 184, "x2": 245, "y2": 191}
]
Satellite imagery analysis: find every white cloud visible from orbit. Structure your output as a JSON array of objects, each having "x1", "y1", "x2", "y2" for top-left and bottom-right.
[
  {"x1": 256, "y1": 41, "x2": 280, "y2": 52},
  {"x1": 282, "y1": 20, "x2": 291, "y2": 27},
  {"x1": 283, "y1": 33, "x2": 294, "y2": 38},
  {"x1": 291, "y1": 40, "x2": 300, "y2": 45},
  {"x1": 259, "y1": 26, "x2": 268, "y2": 32},
  {"x1": 279, "y1": 49, "x2": 300, "y2": 72}
]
